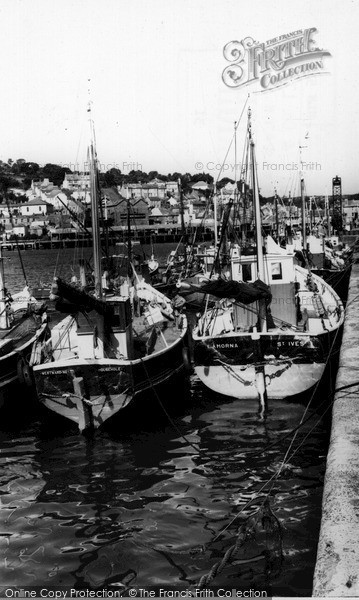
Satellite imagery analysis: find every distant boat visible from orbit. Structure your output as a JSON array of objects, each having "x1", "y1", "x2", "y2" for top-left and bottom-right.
[
  {"x1": 189, "y1": 109, "x2": 344, "y2": 406},
  {"x1": 0, "y1": 246, "x2": 49, "y2": 404},
  {"x1": 147, "y1": 253, "x2": 159, "y2": 276},
  {"x1": 33, "y1": 107, "x2": 188, "y2": 432},
  {"x1": 287, "y1": 180, "x2": 352, "y2": 301}
]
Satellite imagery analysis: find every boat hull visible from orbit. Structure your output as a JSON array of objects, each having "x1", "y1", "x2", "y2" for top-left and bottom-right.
[
  {"x1": 34, "y1": 336, "x2": 187, "y2": 431},
  {"x1": 192, "y1": 329, "x2": 338, "y2": 400},
  {"x1": 0, "y1": 319, "x2": 48, "y2": 392},
  {"x1": 312, "y1": 267, "x2": 351, "y2": 302},
  {"x1": 194, "y1": 362, "x2": 325, "y2": 399}
]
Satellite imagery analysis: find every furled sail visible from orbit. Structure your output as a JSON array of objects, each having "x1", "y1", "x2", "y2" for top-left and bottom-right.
[
  {"x1": 51, "y1": 277, "x2": 110, "y2": 315},
  {"x1": 186, "y1": 278, "x2": 272, "y2": 305}
]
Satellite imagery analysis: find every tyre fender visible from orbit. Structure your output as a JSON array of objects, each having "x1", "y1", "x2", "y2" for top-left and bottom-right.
[
  {"x1": 17, "y1": 358, "x2": 34, "y2": 387},
  {"x1": 182, "y1": 346, "x2": 192, "y2": 372}
]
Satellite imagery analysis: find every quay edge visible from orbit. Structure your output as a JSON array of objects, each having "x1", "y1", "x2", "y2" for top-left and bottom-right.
[{"x1": 313, "y1": 250, "x2": 359, "y2": 596}]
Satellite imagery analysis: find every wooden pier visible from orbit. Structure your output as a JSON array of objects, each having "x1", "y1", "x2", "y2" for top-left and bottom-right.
[{"x1": 0, "y1": 223, "x2": 214, "y2": 251}]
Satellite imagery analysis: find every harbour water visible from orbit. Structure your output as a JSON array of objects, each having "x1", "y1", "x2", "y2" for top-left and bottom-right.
[{"x1": 0, "y1": 248, "x2": 334, "y2": 596}]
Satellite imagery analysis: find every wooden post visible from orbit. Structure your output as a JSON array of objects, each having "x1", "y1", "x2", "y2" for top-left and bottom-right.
[{"x1": 72, "y1": 376, "x2": 93, "y2": 433}]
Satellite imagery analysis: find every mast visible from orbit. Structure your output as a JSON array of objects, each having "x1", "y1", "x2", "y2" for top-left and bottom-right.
[
  {"x1": 88, "y1": 104, "x2": 103, "y2": 299},
  {"x1": 0, "y1": 246, "x2": 10, "y2": 329},
  {"x1": 299, "y1": 142, "x2": 307, "y2": 251},
  {"x1": 248, "y1": 110, "x2": 268, "y2": 407},
  {"x1": 234, "y1": 120, "x2": 240, "y2": 241},
  {"x1": 234, "y1": 120, "x2": 238, "y2": 185},
  {"x1": 288, "y1": 191, "x2": 293, "y2": 243},
  {"x1": 274, "y1": 188, "x2": 279, "y2": 242},
  {"x1": 178, "y1": 177, "x2": 187, "y2": 270},
  {"x1": 301, "y1": 176, "x2": 307, "y2": 251},
  {"x1": 248, "y1": 111, "x2": 265, "y2": 283},
  {"x1": 213, "y1": 183, "x2": 218, "y2": 248},
  {"x1": 126, "y1": 189, "x2": 133, "y2": 278},
  {"x1": 325, "y1": 188, "x2": 331, "y2": 236}
]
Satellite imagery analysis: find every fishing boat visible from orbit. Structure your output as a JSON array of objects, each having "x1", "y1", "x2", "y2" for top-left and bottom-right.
[
  {"x1": 287, "y1": 177, "x2": 352, "y2": 302},
  {"x1": 189, "y1": 110, "x2": 344, "y2": 405},
  {"x1": 0, "y1": 245, "x2": 49, "y2": 402},
  {"x1": 33, "y1": 108, "x2": 188, "y2": 432}
]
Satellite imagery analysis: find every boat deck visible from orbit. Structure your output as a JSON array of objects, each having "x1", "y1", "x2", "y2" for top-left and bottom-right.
[
  {"x1": 0, "y1": 314, "x2": 43, "y2": 358},
  {"x1": 47, "y1": 310, "x2": 186, "y2": 363},
  {"x1": 132, "y1": 315, "x2": 185, "y2": 356}
]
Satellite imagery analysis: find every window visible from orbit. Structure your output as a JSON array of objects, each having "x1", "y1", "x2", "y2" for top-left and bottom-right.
[
  {"x1": 242, "y1": 263, "x2": 252, "y2": 282},
  {"x1": 271, "y1": 262, "x2": 282, "y2": 280}
]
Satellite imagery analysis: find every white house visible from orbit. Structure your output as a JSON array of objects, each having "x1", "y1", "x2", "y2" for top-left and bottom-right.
[
  {"x1": 12, "y1": 224, "x2": 28, "y2": 237},
  {"x1": 62, "y1": 173, "x2": 90, "y2": 191},
  {"x1": 165, "y1": 181, "x2": 179, "y2": 196},
  {"x1": 43, "y1": 190, "x2": 70, "y2": 210},
  {"x1": 18, "y1": 199, "x2": 50, "y2": 216}
]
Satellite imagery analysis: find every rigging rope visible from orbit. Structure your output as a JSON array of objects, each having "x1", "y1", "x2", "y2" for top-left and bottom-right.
[{"x1": 192, "y1": 300, "x2": 344, "y2": 588}]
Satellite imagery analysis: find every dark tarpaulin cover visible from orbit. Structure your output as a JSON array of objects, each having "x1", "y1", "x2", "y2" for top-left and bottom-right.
[
  {"x1": 54, "y1": 277, "x2": 110, "y2": 315},
  {"x1": 197, "y1": 278, "x2": 272, "y2": 305}
]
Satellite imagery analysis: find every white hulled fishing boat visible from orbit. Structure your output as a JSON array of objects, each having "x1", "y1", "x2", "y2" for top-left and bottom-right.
[{"x1": 189, "y1": 110, "x2": 344, "y2": 405}]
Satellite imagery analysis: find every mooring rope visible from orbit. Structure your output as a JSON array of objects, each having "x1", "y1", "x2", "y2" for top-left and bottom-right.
[{"x1": 192, "y1": 305, "x2": 344, "y2": 588}]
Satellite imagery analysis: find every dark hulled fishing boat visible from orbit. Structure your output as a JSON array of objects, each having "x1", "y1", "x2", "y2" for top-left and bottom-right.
[
  {"x1": 33, "y1": 108, "x2": 188, "y2": 432},
  {"x1": 0, "y1": 246, "x2": 49, "y2": 402}
]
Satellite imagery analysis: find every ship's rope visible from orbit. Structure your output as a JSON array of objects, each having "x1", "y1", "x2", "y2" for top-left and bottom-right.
[
  {"x1": 214, "y1": 95, "x2": 249, "y2": 187},
  {"x1": 137, "y1": 352, "x2": 201, "y2": 454},
  {"x1": 50, "y1": 316, "x2": 76, "y2": 353},
  {"x1": 195, "y1": 515, "x2": 264, "y2": 589},
  {"x1": 216, "y1": 359, "x2": 254, "y2": 386}
]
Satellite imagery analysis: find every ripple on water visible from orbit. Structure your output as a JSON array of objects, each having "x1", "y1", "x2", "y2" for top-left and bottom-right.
[{"x1": 0, "y1": 288, "x2": 329, "y2": 595}]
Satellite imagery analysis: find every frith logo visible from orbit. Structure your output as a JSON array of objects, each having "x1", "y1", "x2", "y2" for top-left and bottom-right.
[{"x1": 222, "y1": 28, "x2": 331, "y2": 91}]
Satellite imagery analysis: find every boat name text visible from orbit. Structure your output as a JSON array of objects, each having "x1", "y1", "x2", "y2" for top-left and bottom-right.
[{"x1": 214, "y1": 343, "x2": 239, "y2": 349}]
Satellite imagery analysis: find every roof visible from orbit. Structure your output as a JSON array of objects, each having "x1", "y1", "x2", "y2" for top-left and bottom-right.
[
  {"x1": 222, "y1": 182, "x2": 237, "y2": 192},
  {"x1": 151, "y1": 207, "x2": 167, "y2": 216},
  {"x1": 49, "y1": 227, "x2": 78, "y2": 234},
  {"x1": 25, "y1": 198, "x2": 49, "y2": 206},
  {"x1": 184, "y1": 191, "x2": 201, "y2": 200},
  {"x1": 64, "y1": 173, "x2": 90, "y2": 181},
  {"x1": 45, "y1": 189, "x2": 62, "y2": 198},
  {"x1": 102, "y1": 187, "x2": 122, "y2": 203},
  {"x1": 148, "y1": 178, "x2": 166, "y2": 186},
  {"x1": 191, "y1": 181, "x2": 210, "y2": 190},
  {"x1": 68, "y1": 198, "x2": 85, "y2": 211}
]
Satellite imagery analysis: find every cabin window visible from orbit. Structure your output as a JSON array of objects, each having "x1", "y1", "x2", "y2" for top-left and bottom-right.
[
  {"x1": 271, "y1": 262, "x2": 282, "y2": 280},
  {"x1": 242, "y1": 263, "x2": 252, "y2": 282}
]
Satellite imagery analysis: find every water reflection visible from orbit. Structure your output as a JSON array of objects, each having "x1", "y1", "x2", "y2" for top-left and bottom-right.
[{"x1": 0, "y1": 374, "x2": 328, "y2": 595}]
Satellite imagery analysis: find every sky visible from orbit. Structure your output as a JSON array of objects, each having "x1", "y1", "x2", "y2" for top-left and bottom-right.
[{"x1": 0, "y1": 0, "x2": 358, "y2": 196}]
